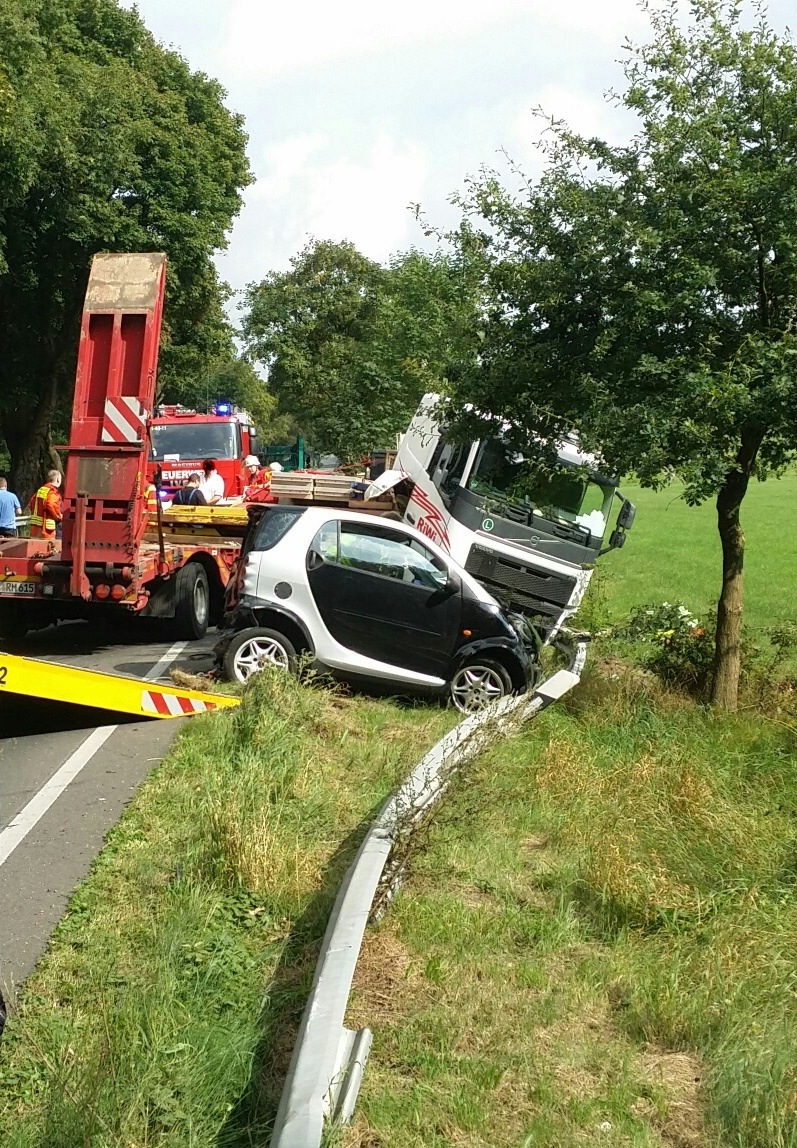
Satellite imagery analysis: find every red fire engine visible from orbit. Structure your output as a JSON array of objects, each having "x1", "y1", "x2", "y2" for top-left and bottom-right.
[
  {"x1": 148, "y1": 404, "x2": 259, "y2": 499},
  {"x1": 0, "y1": 253, "x2": 245, "y2": 644}
]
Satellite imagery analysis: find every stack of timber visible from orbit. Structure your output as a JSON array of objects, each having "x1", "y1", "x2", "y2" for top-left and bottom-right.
[{"x1": 270, "y1": 473, "x2": 352, "y2": 502}]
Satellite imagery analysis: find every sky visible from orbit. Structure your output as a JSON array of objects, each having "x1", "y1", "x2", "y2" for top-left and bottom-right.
[{"x1": 120, "y1": 0, "x2": 794, "y2": 301}]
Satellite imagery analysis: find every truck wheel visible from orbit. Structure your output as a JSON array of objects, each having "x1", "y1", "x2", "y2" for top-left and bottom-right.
[
  {"x1": 224, "y1": 627, "x2": 297, "y2": 684},
  {"x1": 172, "y1": 563, "x2": 210, "y2": 641},
  {"x1": 449, "y1": 657, "x2": 513, "y2": 714}
]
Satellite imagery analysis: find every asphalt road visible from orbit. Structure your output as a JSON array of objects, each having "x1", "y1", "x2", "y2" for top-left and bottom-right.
[{"x1": 0, "y1": 621, "x2": 218, "y2": 1000}]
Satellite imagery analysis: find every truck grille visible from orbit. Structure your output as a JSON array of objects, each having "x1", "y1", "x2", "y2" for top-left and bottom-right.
[{"x1": 464, "y1": 545, "x2": 576, "y2": 609}]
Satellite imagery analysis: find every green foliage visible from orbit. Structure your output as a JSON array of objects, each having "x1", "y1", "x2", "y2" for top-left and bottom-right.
[
  {"x1": 242, "y1": 239, "x2": 479, "y2": 458},
  {"x1": 621, "y1": 601, "x2": 716, "y2": 695},
  {"x1": 449, "y1": 0, "x2": 797, "y2": 494},
  {"x1": 165, "y1": 355, "x2": 279, "y2": 437},
  {"x1": 0, "y1": 0, "x2": 252, "y2": 493},
  {"x1": 446, "y1": 0, "x2": 797, "y2": 703}
]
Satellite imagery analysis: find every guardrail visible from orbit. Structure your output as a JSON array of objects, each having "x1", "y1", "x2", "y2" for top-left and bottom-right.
[{"x1": 270, "y1": 639, "x2": 588, "y2": 1147}]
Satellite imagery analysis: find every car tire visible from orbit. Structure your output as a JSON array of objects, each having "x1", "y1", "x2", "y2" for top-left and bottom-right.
[
  {"x1": 172, "y1": 563, "x2": 210, "y2": 640},
  {"x1": 449, "y1": 657, "x2": 514, "y2": 714},
  {"x1": 224, "y1": 627, "x2": 297, "y2": 684}
]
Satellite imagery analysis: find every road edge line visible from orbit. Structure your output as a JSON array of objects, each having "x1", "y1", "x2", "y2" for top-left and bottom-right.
[{"x1": 0, "y1": 641, "x2": 187, "y2": 868}]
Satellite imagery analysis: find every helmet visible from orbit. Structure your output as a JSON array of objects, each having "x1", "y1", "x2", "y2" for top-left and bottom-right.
[
  {"x1": 243, "y1": 455, "x2": 260, "y2": 467},
  {"x1": 270, "y1": 461, "x2": 284, "y2": 473}
]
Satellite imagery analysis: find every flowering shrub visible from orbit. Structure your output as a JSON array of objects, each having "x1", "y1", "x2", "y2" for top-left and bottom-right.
[
  {"x1": 622, "y1": 601, "x2": 700, "y2": 640},
  {"x1": 620, "y1": 601, "x2": 714, "y2": 696}
]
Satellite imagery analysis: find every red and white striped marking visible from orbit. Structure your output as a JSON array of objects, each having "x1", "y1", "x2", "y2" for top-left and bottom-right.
[
  {"x1": 141, "y1": 690, "x2": 217, "y2": 717},
  {"x1": 409, "y1": 486, "x2": 452, "y2": 551},
  {"x1": 101, "y1": 396, "x2": 147, "y2": 444}
]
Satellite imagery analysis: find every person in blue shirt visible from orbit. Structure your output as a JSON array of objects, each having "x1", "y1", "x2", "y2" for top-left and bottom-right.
[{"x1": 0, "y1": 477, "x2": 21, "y2": 538}]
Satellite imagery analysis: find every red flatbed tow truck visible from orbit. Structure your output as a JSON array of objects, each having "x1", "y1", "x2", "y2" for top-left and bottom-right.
[{"x1": 0, "y1": 253, "x2": 244, "y2": 644}]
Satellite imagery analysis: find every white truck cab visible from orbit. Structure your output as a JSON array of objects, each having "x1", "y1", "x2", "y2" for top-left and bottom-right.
[{"x1": 367, "y1": 394, "x2": 635, "y2": 639}]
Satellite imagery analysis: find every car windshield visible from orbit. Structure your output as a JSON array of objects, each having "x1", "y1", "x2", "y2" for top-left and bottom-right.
[
  {"x1": 467, "y1": 438, "x2": 611, "y2": 537},
  {"x1": 150, "y1": 422, "x2": 239, "y2": 462}
]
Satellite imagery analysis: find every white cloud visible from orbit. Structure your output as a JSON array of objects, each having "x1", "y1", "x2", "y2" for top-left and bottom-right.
[
  {"x1": 222, "y1": 0, "x2": 515, "y2": 78},
  {"x1": 304, "y1": 135, "x2": 428, "y2": 259},
  {"x1": 220, "y1": 0, "x2": 647, "y2": 80},
  {"x1": 216, "y1": 132, "x2": 429, "y2": 289}
]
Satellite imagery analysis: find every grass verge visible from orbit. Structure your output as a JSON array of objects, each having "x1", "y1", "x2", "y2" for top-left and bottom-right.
[
  {"x1": 343, "y1": 658, "x2": 797, "y2": 1148},
  {"x1": 0, "y1": 672, "x2": 452, "y2": 1147}
]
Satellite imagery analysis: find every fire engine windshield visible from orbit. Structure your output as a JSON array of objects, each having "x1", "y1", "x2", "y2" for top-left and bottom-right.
[
  {"x1": 150, "y1": 422, "x2": 240, "y2": 462},
  {"x1": 467, "y1": 438, "x2": 612, "y2": 538}
]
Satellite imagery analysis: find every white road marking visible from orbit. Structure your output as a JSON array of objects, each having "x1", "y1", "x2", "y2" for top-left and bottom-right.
[{"x1": 0, "y1": 642, "x2": 187, "y2": 868}]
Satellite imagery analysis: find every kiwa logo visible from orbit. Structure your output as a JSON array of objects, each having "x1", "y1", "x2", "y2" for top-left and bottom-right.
[{"x1": 410, "y1": 488, "x2": 451, "y2": 551}]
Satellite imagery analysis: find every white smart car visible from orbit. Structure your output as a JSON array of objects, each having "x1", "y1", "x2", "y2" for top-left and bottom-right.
[{"x1": 216, "y1": 505, "x2": 538, "y2": 712}]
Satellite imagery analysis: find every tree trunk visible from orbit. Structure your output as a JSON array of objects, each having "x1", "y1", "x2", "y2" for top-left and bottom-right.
[
  {"x1": 710, "y1": 429, "x2": 763, "y2": 710},
  {"x1": 4, "y1": 375, "x2": 60, "y2": 506}
]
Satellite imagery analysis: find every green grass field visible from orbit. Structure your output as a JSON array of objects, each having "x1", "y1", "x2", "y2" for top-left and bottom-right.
[
  {"x1": 598, "y1": 470, "x2": 797, "y2": 632},
  {"x1": 2, "y1": 473, "x2": 796, "y2": 1148},
  {"x1": 343, "y1": 667, "x2": 797, "y2": 1148}
]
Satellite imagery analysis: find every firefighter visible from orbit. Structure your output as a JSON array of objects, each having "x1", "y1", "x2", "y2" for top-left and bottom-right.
[
  {"x1": 241, "y1": 454, "x2": 276, "y2": 503},
  {"x1": 144, "y1": 481, "x2": 160, "y2": 516},
  {"x1": 28, "y1": 469, "x2": 63, "y2": 539}
]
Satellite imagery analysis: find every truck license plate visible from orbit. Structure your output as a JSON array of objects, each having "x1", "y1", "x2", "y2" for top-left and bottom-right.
[{"x1": 0, "y1": 581, "x2": 36, "y2": 596}]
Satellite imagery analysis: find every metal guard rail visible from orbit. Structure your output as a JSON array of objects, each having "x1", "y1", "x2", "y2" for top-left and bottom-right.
[{"x1": 270, "y1": 638, "x2": 588, "y2": 1146}]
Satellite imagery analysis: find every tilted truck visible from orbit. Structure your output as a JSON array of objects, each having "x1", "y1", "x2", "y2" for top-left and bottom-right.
[
  {"x1": 368, "y1": 393, "x2": 636, "y2": 641},
  {"x1": 0, "y1": 253, "x2": 245, "y2": 644}
]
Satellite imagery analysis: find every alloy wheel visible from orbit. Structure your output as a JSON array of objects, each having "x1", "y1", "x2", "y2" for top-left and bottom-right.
[
  {"x1": 232, "y1": 635, "x2": 291, "y2": 681},
  {"x1": 450, "y1": 664, "x2": 507, "y2": 713}
]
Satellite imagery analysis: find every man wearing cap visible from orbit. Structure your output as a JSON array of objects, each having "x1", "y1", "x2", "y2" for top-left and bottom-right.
[{"x1": 198, "y1": 459, "x2": 225, "y2": 505}]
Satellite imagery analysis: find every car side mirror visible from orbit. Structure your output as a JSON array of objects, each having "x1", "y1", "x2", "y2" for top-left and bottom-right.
[
  {"x1": 442, "y1": 570, "x2": 460, "y2": 596},
  {"x1": 608, "y1": 528, "x2": 626, "y2": 550},
  {"x1": 617, "y1": 499, "x2": 636, "y2": 530}
]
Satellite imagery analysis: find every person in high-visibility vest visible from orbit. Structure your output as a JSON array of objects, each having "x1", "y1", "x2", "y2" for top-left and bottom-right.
[
  {"x1": 28, "y1": 469, "x2": 63, "y2": 539},
  {"x1": 144, "y1": 482, "x2": 159, "y2": 511},
  {"x1": 241, "y1": 454, "x2": 275, "y2": 503}
]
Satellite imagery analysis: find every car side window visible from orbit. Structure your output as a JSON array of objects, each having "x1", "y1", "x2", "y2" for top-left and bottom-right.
[
  {"x1": 309, "y1": 520, "x2": 339, "y2": 562},
  {"x1": 337, "y1": 523, "x2": 448, "y2": 590}
]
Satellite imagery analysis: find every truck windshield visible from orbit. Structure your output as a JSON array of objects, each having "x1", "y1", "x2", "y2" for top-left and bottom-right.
[
  {"x1": 150, "y1": 422, "x2": 239, "y2": 462},
  {"x1": 467, "y1": 438, "x2": 611, "y2": 539}
]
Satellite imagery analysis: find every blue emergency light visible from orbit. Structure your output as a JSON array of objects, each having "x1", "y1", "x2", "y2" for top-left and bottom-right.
[{"x1": 214, "y1": 400, "x2": 233, "y2": 416}]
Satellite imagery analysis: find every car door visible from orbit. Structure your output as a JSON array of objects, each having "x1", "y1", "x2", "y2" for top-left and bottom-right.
[{"x1": 306, "y1": 519, "x2": 461, "y2": 678}]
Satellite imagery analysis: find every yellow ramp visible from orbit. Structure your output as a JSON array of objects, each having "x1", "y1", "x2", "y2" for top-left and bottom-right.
[{"x1": 0, "y1": 653, "x2": 240, "y2": 720}]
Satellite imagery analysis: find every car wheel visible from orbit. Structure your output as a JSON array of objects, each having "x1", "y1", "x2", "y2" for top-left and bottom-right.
[
  {"x1": 172, "y1": 563, "x2": 210, "y2": 640},
  {"x1": 224, "y1": 627, "x2": 297, "y2": 684},
  {"x1": 449, "y1": 657, "x2": 513, "y2": 714}
]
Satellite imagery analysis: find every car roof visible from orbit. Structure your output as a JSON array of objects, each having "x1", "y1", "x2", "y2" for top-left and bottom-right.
[{"x1": 253, "y1": 501, "x2": 451, "y2": 555}]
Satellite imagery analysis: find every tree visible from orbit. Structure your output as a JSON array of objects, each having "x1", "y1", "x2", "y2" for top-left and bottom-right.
[
  {"x1": 167, "y1": 354, "x2": 280, "y2": 438},
  {"x1": 446, "y1": 0, "x2": 797, "y2": 709},
  {"x1": 241, "y1": 239, "x2": 479, "y2": 458},
  {"x1": 0, "y1": 0, "x2": 252, "y2": 500}
]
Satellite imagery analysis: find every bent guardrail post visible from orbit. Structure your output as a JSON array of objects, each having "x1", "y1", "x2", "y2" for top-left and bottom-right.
[{"x1": 270, "y1": 638, "x2": 587, "y2": 1147}]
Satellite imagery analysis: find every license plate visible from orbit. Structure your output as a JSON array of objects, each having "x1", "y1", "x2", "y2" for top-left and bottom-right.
[{"x1": 0, "y1": 581, "x2": 36, "y2": 596}]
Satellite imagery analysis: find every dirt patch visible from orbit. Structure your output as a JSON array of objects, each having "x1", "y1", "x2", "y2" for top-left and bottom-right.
[
  {"x1": 637, "y1": 1049, "x2": 705, "y2": 1148},
  {"x1": 346, "y1": 928, "x2": 424, "y2": 1029}
]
